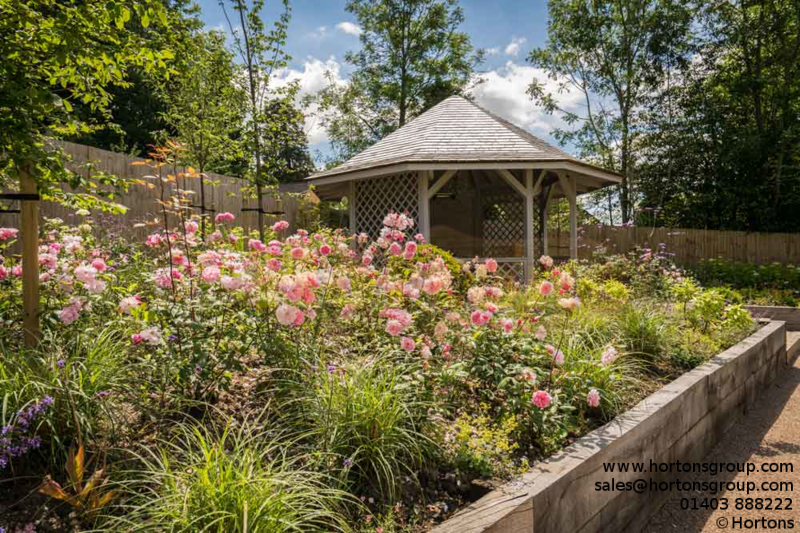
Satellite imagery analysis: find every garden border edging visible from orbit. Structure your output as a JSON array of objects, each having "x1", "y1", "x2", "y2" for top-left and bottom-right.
[{"x1": 432, "y1": 320, "x2": 788, "y2": 533}]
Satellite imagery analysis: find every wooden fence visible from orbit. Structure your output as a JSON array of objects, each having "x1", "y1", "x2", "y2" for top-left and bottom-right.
[
  {"x1": 548, "y1": 225, "x2": 800, "y2": 266},
  {"x1": 0, "y1": 141, "x2": 317, "y2": 242}
]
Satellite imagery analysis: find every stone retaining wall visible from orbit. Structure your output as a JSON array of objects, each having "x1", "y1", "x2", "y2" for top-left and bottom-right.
[{"x1": 433, "y1": 321, "x2": 788, "y2": 533}]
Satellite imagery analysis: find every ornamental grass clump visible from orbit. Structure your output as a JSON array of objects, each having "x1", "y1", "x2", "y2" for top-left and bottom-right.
[
  {"x1": 105, "y1": 416, "x2": 356, "y2": 533},
  {"x1": 286, "y1": 357, "x2": 434, "y2": 504}
]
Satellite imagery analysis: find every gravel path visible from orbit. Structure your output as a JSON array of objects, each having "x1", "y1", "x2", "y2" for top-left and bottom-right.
[{"x1": 647, "y1": 333, "x2": 800, "y2": 532}]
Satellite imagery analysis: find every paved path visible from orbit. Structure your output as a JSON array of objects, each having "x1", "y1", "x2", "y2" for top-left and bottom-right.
[{"x1": 647, "y1": 333, "x2": 800, "y2": 532}]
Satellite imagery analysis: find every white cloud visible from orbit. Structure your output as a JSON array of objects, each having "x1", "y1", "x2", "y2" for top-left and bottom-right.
[
  {"x1": 504, "y1": 37, "x2": 527, "y2": 57},
  {"x1": 273, "y1": 57, "x2": 347, "y2": 144},
  {"x1": 336, "y1": 21, "x2": 362, "y2": 36},
  {"x1": 485, "y1": 46, "x2": 500, "y2": 56},
  {"x1": 472, "y1": 61, "x2": 583, "y2": 137},
  {"x1": 308, "y1": 26, "x2": 328, "y2": 40}
]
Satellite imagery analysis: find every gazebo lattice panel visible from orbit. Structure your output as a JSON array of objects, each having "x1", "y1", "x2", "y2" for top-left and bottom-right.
[
  {"x1": 496, "y1": 261, "x2": 525, "y2": 283},
  {"x1": 482, "y1": 191, "x2": 525, "y2": 258},
  {"x1": 354, "y1": 172, "x2": 419, "y2": 238}
]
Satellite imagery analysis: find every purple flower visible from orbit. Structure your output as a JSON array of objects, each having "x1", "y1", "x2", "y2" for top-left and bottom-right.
[
  {"x1": 343, "y1": 458, "x2": 353, "y2": 468},
  {"x1": 96, "y1": 391, "x2": 111, "y2": 398},
  {"x1": 327, "y1": 364, "x2": 335, "y2": 373},
  {"x1": 1, "y1": 397, "x2": 53, "y2": 470},
  {"x1": 56, "y1": 359, "x2": 65, "y2": 369}
]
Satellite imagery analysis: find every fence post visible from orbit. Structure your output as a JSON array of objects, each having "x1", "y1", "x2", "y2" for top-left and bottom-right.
[{"x1": 20, "y1": 166, "x2": 40, "y2": 346}]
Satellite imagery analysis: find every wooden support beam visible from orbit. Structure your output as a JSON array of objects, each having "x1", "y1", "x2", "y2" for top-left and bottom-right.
[
  {"x1": 558, "y1": 172, "x2": 578, "y2": 260},
  {"x1": 20, "y1": 167, "x2": 39, "y2": 346},
  {"x1": 532, "y1": 169, "x2": 547, "y2": 197},
  {"x1": 348, "y1": 181, "x2": 357, "y2": 236},
  {"x1": 418, "y1": 171, "x2": 431, "y2": 240},
  {"x1": 427, "y1": 169, "x2": 457, "y2": 198},
  {"x1": 495, "y1": 169, "x2": 528, "y2": 198}
]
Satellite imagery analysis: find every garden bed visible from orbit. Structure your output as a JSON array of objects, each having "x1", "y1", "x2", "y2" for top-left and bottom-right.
[
  {"x1": 432, "y1": 320, "x2": 787, "y2": 533},
  {"x1": 0, "y1": 207, "x2": 761, "y2": 532}
]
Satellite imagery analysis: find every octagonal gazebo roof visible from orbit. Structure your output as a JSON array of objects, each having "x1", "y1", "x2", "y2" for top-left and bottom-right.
[{"x1": 307, "y1": 95, "x2": 621, "y2": 195}]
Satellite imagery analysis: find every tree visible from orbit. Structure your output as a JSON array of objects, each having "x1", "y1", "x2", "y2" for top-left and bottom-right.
[
  {"x1": 315, "y1": 0, "x2": 484, "y2": 163},
  {"x1": 219, "y1": 0, "x2": 295, "y2": 238},
  {"x1": 636, "y1": 0, "x2": 800, "y2": 232},
  {"x1": 157, "y1": 29, "x2": 246, "y2": 233},
  {"x1": 528, "y1": 0, "x2": 693, "y2": 224}
]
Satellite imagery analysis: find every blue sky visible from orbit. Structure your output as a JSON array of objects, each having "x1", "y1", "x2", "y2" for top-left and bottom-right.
[{"x1": 195, "y1": 1, "x2": 577, "y2": 161}]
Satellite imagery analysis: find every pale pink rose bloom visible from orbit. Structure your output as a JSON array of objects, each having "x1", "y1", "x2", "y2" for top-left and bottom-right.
[
  {"x1": 119, "y1": 295, "x2": 142, "y2": 315},
  {"x1": 293, "y1": 310, "x2": 306, "y2": 326},
  {"x1": 145, "y1": 233, "x2": 162, "y2": 247},
  {"x1": 276, "y1": 304, "x2": 300, "y2": 326},
  {"x1": 559, "y1": 297, "x2": 580, "y2": 311},
  {"x1": 554, "y1": 350, "x2": 565, "y2": 366},
  {"x1": 220, "y1": 275, "x2": 245, "y2": 291},
  {"x1": 207, "y1": 230, "x2": 222, "y2": 243},
  {"x1": 587, "y1": 388, "x2": 601, "y2": 408},
  {"x1": 74, "y1": 264, "x2": 97, "y2": 283},
  {"x1": 0, "y1": 227, "x2": 19, "y2": 241},
  {"x1": 201, "y1": 266, "x2": 221, "y2": 283},
  {"x1": 486, "y1": 302, "x2": 499, "y2": 314},
  {"x1": 291, "y1": 247, "x2": 305, "y2": 259},
  {"x1": 249, "y1": 239, "x2": 267, "y2": 252},
  {"x1": 197, "y1": 250, "x2": 221, "y2": 266},
  {"x1": 535, "y1": 325, "x2": 547, "y2": 341},
  {"x1": 335, "y1": 276, "x2": 351, "y2": 292},
  {"x1": 91, "y1": 258, "x2": 107, "y2": 272},
  {"x1": 228, "y1": 233, "x2": 238, "y2": 243},
  {"x1": 501, "y1": 318, "x2": 514, "y2": 333},
  {"x1": 59, "y1": 304, "x2": 81, "y2": 325},
  {"x1": 185, "y1": 220, "x2": 199, "y2": 234},
  {"x1": 386, "y1": 319, "x2": 404, "y2": 336},
  {"x1": 12, "y1": 264, "x2": 22, "y2": 277},
  {"x1": 539, "y1": 255, "x2": 554, "y2": 269},
  {"x1": 362, "y1": 255, "x2": 373, "y2": 266},
  {"x1": 267, "y1": 258, "x2": 282, "y2": 271},
  {"x1": 522, "y1": 368, "x2": 537, "y2": 382},
  {"x1": 445, "y1": 312, "x2": 461, "y2": 322},
  {"x1": 539, "y1": 280, "x2": 554, "y2": 296},
  {"x1": 485, "y1": 258, "x2": 498, "y2": 273},
  {"x1": 388, "y1": 242, "x2": 402, "y2": 256},
  {"x1": 532, "y1": 390, "x2": 552, "y2": 409},
  {"x1": 319, "y1": 243, "x2": 332, "y2": 256},
  {"x1": 559, "y1": 271, "x2": 575, "y2": 291},
  {"x1": 400, "y1": 336, "x2": 415, "y2": 352},
  {"x1": 601, "y1": 346, "x2": 618, "y2": 366},
  {"x1": 272, "y1": 220, "x2": 289, "y2": 231},
  {"x1": 39, "y1": 253, "x2": 57, "y2": 270},
  {"x1": 403, "y1": 284, "x2": 420, "y2": 299},
  {"x1": 139, "y1": 327, "x2": 162, "y2": 345},
  {"x1": 404, "y1": 241, "x2": 417, "y2": 255},
  {"x1": 422, "y1": 277, "x2": 443, "y2": 295},
  {"x1": 154, "y1": 269, "x2": 174, "y2": 289},
  {"x1": 383, "y1": 308, "x2": 412, "y2": 326},
  {"x1": 420, "y1": 345, "x2": 432, "y2": 358},
  {"x1": 85, "y1": 279, "x2": 106, "y2": 294},
  {"x1": 0, "y1": 266, "x2": 8, "y2": 281},
  {"x1": 39, "y1": 272, "x2": 51, "y2": 283},
  {"x1": 470, "y1": 310, "x2": 490, "y2": 326},
  {"x1": 215, "y1": 212, "x2": 235, "y2": 224}
]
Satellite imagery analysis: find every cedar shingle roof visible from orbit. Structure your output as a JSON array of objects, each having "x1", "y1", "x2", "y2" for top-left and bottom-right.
[{"x1": 308, "y1": 95, "x2": 602, "y2": 181}]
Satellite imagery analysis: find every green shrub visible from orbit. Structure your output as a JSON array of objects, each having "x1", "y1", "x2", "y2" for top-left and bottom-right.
[
  {"x1": 617, "y1": 302, "x2": 672, "y2": 360},
  {"x1": 105, "y1": 417, "x2": 355, "y2": 532},
  {"x1": 443, "y1": 410, "x2": 528, "y2": 479}
]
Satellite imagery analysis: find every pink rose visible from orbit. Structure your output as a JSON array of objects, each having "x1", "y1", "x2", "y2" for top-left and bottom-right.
[
  {"x1": 201, "y1": 265, "x2": 221, "y2": 283},
  {"x1": 539, "y1": 280, "x2": 554, "y2": 296},
  {"x1": 400, "y1": 336, "x2": 415, "y2": 352},
  {"x1": 91, "y1": 258, "x2": 107, "y2": 272},
  {"x1": 320, "y1": 243, "x2": 332, "y2": 256},
  {"x1": 587, "y1": 388, "x2": 601, "y2": 408},
  {"x1": 485, "y1": 258, "x2": 498, "y2": 273},
  {"x1": 215, "y1": 212, "x2": 235, "y2": 224},
  {"x1": 0, "y1": 228, "x2": 19, "y2": 241},
  {"x1": 532, "y1": 390, "x2": 551, "y2": 409},
  {"x1": 272, "y1": 220, "x2": 290, "y2": 232}
]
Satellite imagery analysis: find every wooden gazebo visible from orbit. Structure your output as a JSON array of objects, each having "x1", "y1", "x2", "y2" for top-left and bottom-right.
[{"x1": 307, "y1": 96, "x2": 621, "y2": 281}]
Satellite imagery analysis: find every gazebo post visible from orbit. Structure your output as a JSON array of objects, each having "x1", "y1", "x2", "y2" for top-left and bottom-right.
[
  {"x1": 417, "y1": 171, "x2": 431, "y2": 240},
  {"x1": 524, "y1": 169, "x2": 535, "y2": 281},
  {"x1": 348, "y1": 181, "x2": 357, "y2": 236},
  {"x1": 558, "y1": 172, "x2": 578, "y2": 260}
]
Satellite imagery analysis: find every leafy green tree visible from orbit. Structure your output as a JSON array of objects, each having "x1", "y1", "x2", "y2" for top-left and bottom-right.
[
  {"x1": 0, "y1": 0, "x2": 172, "y2": 207},
  {"x1": 68, "y1": 0, "x2": 206, "y2": 157},
  {"x1": 315, "y1": 0, "x2": 484, "y2": 163},
  {"x1": 636, "y1": 0, "x2": 800, "y2": 232},
  {"x1": 528, "y1": 0, "x2": 693, "y2": 224}
]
